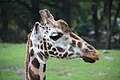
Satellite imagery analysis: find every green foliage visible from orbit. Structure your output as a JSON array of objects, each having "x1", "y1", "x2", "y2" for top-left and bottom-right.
[
  {"x1": 0, "y1": 1, "x2": 120, "y2": 49},
  {"x1": 71, "y1": 2, "x2": 94, "y2": 36},
  {"x1": 0, "y1": 43, "x2": 120, "y2": 80},
  {"x1": 74, "y1": 17, "x2": 94, "y2": 36}
]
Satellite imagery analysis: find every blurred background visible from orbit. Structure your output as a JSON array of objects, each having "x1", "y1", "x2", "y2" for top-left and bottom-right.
[
  {"x1": 0, "y1": 0, "x2": 120, "y2": 49},
  {"x1": 0, "y1": 1, "x2": 120, "y2": 80}
]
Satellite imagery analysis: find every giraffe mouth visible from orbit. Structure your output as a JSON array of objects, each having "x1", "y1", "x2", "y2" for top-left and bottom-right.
[
  {"x1": 82, "y1": 54, "x2": 99, "y2": 63},
  {"x1": 82, "y1": 56, "x2": 96, "y2": 63}
]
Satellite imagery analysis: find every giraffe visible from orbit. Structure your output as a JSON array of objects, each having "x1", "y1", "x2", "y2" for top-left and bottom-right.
[{"x1": 26, "y1": 9, "x2": 99, "y2": 80}]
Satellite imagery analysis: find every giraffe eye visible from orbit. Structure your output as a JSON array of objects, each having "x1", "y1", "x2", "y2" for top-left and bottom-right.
[{"x1": 50, "y1": 32, "x2": 63, "y2": 41}]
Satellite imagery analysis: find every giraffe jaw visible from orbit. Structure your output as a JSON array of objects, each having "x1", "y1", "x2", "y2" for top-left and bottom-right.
[
  {"x1": 81, "y1": 53, "x2": 99, "y2": 63},
  {"x1": 82, "y1": 56, "x2": 96, "y2": 63}
]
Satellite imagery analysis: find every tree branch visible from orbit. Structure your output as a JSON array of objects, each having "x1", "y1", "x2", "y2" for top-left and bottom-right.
[
  {"x1": 112, "y1": 1, "x2": 120, "y2": 29},
  {"x1": 16, "y1": 0, "x2": 32, "y2": 12},
  {"x1": 40, "y1": 0, "x2": 61, "y2": 9}
]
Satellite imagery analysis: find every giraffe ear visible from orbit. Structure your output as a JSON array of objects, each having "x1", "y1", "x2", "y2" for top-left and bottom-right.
[
  {"x1": 34, "y1": 22, "x2": 40, "y2": 33},
  {"x1": 58, "y1": 19, "x2": 70, "y2": 32}
]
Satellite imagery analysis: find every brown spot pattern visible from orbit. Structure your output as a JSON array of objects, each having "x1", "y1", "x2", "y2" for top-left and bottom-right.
[
  {"x1": 43, "y1": 42, "x2": 47, "y2": 50},
  {"x1": 68, "y1": 53, "x2": 74, "y2": 57},
  {"x1": 49, "y1": 51, "x2": 54, "y2": 55},
  {"x1": 37, "y1": 52, "x2": 43, "y2": 60},
  {"x1": 31, "y1": 58, "x2": 40, "y2": 69},
  {"x1": 29, "y1": 67, "x2": 40, "y2": 80},
  {"x1": 38, "y1": 45, "x2": 40, "y2": 49},
  {"x1": 43, "y1": 38, "x2": 46, "y2": 41},
  {"x1": 72, "y1": 40, "x2": 76, "y2": 46},
  {"x1": 44, "y1": 51, "x2": 49, "y2": 58},
  {"x1": 78, "y1": 42, "x2": 82, "y2": 48},
  {"x1": 56, "y1": 47, "x2": 65, "y2": 52},
  {"x1": 43, "y1": 64, "x2": 46, "y2": 72},
  {"x1": 63, "y1": 52, "x2": 68, "y2": 57},
  {"x1": 54, "y1": 52, "x2": 58, "y2": 55},
  {"x1": 87, "y1": 45, "x2": 94, "y2": 50},
  {"x1": 43, "y1": 75, "x2": 46, "y2": 80},
  {"x1": 47, "y1": 43, "x2": 52, "y2": 49},
  {"x1": 41, "y1": 44, "x2": 43, "y2": 50},
  {"x1": 59, "y1": 54, "x2": 62, "y2": 57},
  {"x1": 52, "y1": 48, "x2": 56, "y2": 51},
  {"x1": 30, "y1": 49, "x2": 34, "y2": 56},
  {"x1": 68, "y1": 46, "x2": 74, "y2": 52},
  {"x1": 70, "y1": 33, "x2": 79, "y2": 40}
]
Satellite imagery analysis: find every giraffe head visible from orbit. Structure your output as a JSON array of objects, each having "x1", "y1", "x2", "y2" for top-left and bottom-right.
[{"x1": 30, "y1": 9, "x2": 99, "y2": 64}]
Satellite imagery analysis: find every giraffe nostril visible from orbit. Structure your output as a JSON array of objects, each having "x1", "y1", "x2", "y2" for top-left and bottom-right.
[{"x1": 84, "y1": 49, "x2": 90, "y2": 53}]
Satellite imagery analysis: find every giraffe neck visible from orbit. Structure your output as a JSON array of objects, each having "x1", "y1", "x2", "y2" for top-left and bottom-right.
[
  {"x1": 26, "y1": 50, "x2": 46, "y2": 80},
  {"x1": 28, "y1": 63, "x2": 46, "y2": 80},
  {"x1": 26, "y1": 36, "x2": 46, "y2": 80}
]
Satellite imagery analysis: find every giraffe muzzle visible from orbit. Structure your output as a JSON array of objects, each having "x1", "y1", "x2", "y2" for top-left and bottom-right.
[{"x1": 82, "y1": 53, "x2": 99, "y2": 63}]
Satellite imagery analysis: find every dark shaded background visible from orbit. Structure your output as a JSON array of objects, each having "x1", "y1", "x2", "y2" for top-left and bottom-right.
[{"x1": 0, "y1": 0, "x2": 120, "y2": 49}]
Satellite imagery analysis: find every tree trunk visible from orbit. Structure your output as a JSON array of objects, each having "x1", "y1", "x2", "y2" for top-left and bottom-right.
[
  {"x1": 31, "y1": 0, "x2": 40, "y2": 24},
  {"x1": 60, "y1": 0, "x2": 71, "y2": 26},
  {"x1": 0, "y1": 7, "x2": 9, "y2": 42},
  {"x1": 17, "y1": 17, "x2": 31, "y2": 34},
  {"x1": 106, "y1": 0, "x2": 120, "y2": 49},
  {"x1": 106, "y1": 0, "x2": 113, "y2": 49},
  {"x1": 92, "y1": 0, "x2": 101, "y2": 43}
]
